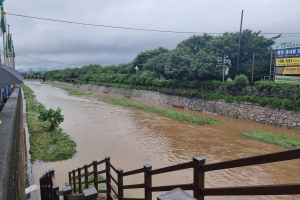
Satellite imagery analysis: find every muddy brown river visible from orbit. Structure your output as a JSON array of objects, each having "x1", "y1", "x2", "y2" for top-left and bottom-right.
[{"x1": 26, "y1": 81, "x2": 300, "y2": 200}]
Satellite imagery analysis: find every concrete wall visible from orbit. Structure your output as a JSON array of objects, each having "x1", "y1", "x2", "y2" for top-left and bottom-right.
[
  {"x1": 51, "y1": 81, "x2": 300, "y2": 130},
  {"x1": 0, "y1": 88, "x2": 26, "y2": 200}
]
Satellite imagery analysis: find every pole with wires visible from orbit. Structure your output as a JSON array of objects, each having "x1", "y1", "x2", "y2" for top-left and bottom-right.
[
  {"x1": 236, "y1": 10, "x2": 243, "y2": 75},
  {"x1": 6, "y1": 24, "x2": 9, "y2": 67},
  {"x1": 1, "y1": 4, "x2": 6, "y2": 65}
]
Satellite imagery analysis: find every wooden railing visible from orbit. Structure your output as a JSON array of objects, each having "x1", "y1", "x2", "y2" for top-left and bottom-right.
[
  {"x1": 40, "y1": 169, "x2": 61, "y2": 200},
  {"x1": 44, "y1": 148, "x2": 300, "y2": 200}
]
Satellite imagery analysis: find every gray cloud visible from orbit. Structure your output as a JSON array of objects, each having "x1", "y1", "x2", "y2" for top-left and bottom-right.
[{"x1": 4, "y1": 0, "x2": 300, "y2": 70}]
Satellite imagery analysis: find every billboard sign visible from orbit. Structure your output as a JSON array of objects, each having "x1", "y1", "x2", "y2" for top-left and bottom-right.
[
  {"x1": 275, "y1": 75, "x2": 300, "y2": 84},
  {"x1": 268, "y1": 43, "x2": 300, "y2": 50},
  {"x1": 276, "y1": 48, "x2": 300, "y2": 58},
  {"x1": 276, "y1": 57, "x2": 300, "y2": 66},
  {"x1": 283, "y1": 66, "x2": 300, "y2": 75}
]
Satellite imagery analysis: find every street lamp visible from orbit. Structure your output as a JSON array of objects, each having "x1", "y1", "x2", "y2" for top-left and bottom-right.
[{"x1": 251, "y1": 52, "x2": 259, "y2": 87}]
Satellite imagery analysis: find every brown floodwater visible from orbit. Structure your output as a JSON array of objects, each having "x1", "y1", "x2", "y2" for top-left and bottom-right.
[{"x1": 26, "y1": 81, "x2": 300, "y2": 200}]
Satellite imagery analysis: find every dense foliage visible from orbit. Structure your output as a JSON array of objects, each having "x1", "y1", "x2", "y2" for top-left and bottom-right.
[
  {"x1": 45, "y1": 29, "x2": 279, "y2": 83},
  {"x1": 38, "y1": 108, "x2": 64, "y2": 130}
]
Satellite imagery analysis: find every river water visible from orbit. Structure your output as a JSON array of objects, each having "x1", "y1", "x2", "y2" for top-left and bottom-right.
[{"x1": 26, "y1": 81, "x2": 300, "y2": 200}]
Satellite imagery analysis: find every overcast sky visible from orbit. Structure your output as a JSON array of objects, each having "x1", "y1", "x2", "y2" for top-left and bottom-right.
[{"x1": 4, "y1": 0, "x2": 300, "y2": 70}]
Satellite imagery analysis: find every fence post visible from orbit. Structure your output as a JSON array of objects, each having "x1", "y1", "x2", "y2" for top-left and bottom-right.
[
  {"x1": 193, "y1": 156, "x2": 206, "y2": 200},
  {"x1": 45, "y1": 171, "x2": 50, "y2": 199},
  {"x1": 68, "y1": 171, "x2": 72, "y2": 187},
  {"x1": 144, "y1": 164, "x2": 152, "y2": 200},
  {"x1": 84, "y1": 164, "x2": 89, "y2": 189},
  {"x1": 117, "y1": 168, "x2": 123, "y2": 200},
  {"x1": 72, "y1": 169, "x2": 76, "y2": 193},
  {"x1": 39, "y1": 176, "x2": 43, "y2": 200},
  {"x1": 49, "y1": 169, "x2": 55, "y2": 200},
  {"x1": 105, "y1": 156, "x2": 112, "y2": 200},
  {"x1": 53, "y1": 185, "x2": 59, "y2": 200},
  {"x1": 78, "y1": 167, "x2": 82, "y2": 193},
  {"x1": 93, "y1": 160, "x2": 98, "y2": 191}
]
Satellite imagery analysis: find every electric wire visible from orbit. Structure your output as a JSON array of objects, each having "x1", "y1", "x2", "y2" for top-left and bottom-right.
[
  {"x1": 16, "y1": 53, "x2": 81, "y2": 67},
  {"x1": 5, "y1": 12, "x2": 300, "y2": 35}
]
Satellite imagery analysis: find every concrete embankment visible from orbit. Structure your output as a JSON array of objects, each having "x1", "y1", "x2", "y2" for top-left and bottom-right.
[
  {"x1": 50, "y1": 81, "x2": 300, "y2": 130},
  {"x1": 0, "y1": 88, "x2": 26, "y2": 200}
]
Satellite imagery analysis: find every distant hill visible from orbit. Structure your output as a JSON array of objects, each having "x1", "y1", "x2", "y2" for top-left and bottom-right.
[{"x1": 16, "y1": 68, "x2": 49, "y2": 75}]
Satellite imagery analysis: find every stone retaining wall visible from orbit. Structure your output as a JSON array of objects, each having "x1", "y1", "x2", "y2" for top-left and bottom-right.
[
  {"x1": 0, "y1": 88, "x2": 26, "y2": 200},
  {"x1": 51, "y1": 81, "x2": 300, "y2": 130}
]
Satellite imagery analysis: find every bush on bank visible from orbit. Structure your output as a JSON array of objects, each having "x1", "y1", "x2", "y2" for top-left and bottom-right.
[
  {"x1": 103, "y1": 97, "x2": 221, "y2": 125},
  {"x1": 22, "y1": 84, "x2": 76, "y2": 162},
  {"x1": 242, "y1": 131, "x2": 300, "y2": 149}
]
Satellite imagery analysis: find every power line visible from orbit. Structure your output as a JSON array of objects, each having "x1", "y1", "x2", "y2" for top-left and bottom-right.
[
  {"x1": 5, "y1": 12, "x2": 300, "y2": 35},
  {"x1": 16, "y1": 53, "x2": 81, "y2": 67}
]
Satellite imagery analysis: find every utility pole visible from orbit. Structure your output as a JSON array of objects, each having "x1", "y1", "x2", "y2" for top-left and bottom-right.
[
  {"x1": 223, "y1": 55, "x2": 225, "y2": 83},
  {"x1": 216, "y1": 56, "x2": 231, "y2": 83},
  {"x1": 251, "y1": 52, "x2": 259, "y2": 87},
  {"x1": 236, "y1": 10, "x2": 244, "y2": 74}
]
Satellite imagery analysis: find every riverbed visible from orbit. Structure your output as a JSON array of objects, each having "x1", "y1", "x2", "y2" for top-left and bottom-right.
[{"x1": 26, "y1": 81, "x2": 300, "y2": 200}]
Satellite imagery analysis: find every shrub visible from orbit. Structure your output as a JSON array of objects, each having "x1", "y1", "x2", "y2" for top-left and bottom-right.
[
  {"x1": 38, "y1": 108, "x2": 64, "y2": 130},
  {"x1": 233, "y1": 74, "x2": 249, "y2": 90}
]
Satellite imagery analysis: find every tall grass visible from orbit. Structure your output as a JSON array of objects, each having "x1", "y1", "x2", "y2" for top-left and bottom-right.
[
  {"x1": 103, "y1": 98, "x2": 221, "y2": 125},
  {"x1": 22, "y1": 84, "x2": 76, "y2": 162},
  {"x1": 242, "y1": 131, "x2": 300, "y2": 149}
]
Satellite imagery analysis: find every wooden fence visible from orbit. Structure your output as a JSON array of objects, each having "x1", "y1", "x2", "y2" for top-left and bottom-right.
[{"x1": 41, "y1": 148, "x2": 300, "y2": 200}]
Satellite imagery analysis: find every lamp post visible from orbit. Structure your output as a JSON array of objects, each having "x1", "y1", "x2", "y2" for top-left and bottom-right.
[{"x1": 251, "y1": 52, "x2": 259, "y2": 88}]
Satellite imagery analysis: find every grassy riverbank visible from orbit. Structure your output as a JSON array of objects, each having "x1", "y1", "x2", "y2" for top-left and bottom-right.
[
  {"x1": 22, "y1": 84, "x2": 76, "y2": 162},
  {"x1": 242, "y1": 131, "x2": 300, "y2": 149},
  {"x1": 48, "y1": 83, "x2": 221, "y2": 125},
  {"x1": 44, "y1": 83, "x2": 93, "y2": 96},
  {"x1": 103, "y1": 98, "x2": 220, "y2": 125}
]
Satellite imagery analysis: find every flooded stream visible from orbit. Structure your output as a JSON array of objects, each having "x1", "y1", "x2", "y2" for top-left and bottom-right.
[{"x1": 26, "y1": 81, "x2": 300, "y2": 200}]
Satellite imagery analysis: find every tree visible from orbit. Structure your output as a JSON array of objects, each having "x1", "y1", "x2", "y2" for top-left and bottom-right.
[
  {"x1": 132, "y1": 47, "x2": 169, "y2": 71},
  {"x1": 38, "y1": 108, "x2": 64, "y2": 130}
]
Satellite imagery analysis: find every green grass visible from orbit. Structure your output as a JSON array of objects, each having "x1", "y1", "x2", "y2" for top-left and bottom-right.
[
  {"x1": 242, "y1": 131, "x2": 300, "y2": 149},
  {"x1": 22, "y1": 84, "x2": 77, "y2": 162},
  {"x1": 103, "y1": 98, "x2": 221, "y2": 125},
  {"x1": 52, "y1": 84, "x2": 93, "y2": 96},
  {"x1": 48, "y1": 83, "x2": 221, "y2": 126}
]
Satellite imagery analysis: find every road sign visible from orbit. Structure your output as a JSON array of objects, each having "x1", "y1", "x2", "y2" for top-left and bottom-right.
[{"x1": 268, "y1": 43, "x2": 300, "y2": 50}]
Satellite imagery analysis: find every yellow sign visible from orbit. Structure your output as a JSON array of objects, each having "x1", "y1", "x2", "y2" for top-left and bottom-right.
[
  {"x1": 283, "y1": 66, "x2": 300, "y2": 74},
  {"x1": 276, "y1": 57, "x2": 300, "y2": 66}
]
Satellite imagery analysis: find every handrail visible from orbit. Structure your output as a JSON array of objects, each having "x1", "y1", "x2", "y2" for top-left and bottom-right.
[
  {"x1": 122, "y1": 167, "x2": 144, "y2": 177},
  {"x1": 203, "y1": 148, "x2": 300, "y2": 172},
  {"x1": 60, "y1": 149, "x2": 300, "y2": 200},
  {"x1": 107, "y1": 171, "x2": 118, "y2": 185},
  {"x1": 150, "y1": 184, "x2": 193, "y2": 192},
  {"x1": 150, "y1": 161, "x2": 192, "y2": 175},
  {"x1": 201, "y1": 183, "x2": 300, "y2": 196},
  {"x1": 121, "y1": 183, "x2": 145, "y2": 189},
  {"x1": 97, "y1": 159, "x2": 106, "y2": 165},
  {"x1": 108, "y1": 161, "x2": 118, "y2": 173}
]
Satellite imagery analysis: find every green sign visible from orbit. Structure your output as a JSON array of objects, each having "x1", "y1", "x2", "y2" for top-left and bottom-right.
[{"x1": 275, "y1": 75, "x2": 300, "y2": 84}]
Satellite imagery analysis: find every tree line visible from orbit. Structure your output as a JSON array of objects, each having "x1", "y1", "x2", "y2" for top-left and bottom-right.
[{"x1": 44, "y1": 29, "x2": 279, "y2": 86}]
